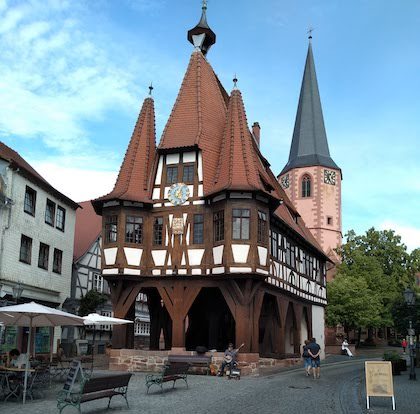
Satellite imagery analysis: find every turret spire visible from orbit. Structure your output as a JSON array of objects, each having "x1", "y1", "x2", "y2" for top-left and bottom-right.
[
  {"x1": 187, "y1": 0, "x2": 216, "y2": 55},
  {"x1": 280, "y1": 40, "x2": 339, "y2": 175}
]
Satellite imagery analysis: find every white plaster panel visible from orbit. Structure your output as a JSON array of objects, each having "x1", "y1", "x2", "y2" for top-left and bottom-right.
[
  {"x1": 183, "y1": 151, "x2": 196, "y2": 163},
  {"x1": 166, "y1": 153, "x2": 179, "y2": 164},
  {"x1": 212, "y1": 245, "x2": 224, "y2": 265},
  {"x1": 102, "y1": 268, "x2": 118, "y2": 275},
  {"x1": 181, "y1": 253, "x2": 186, "y2": 266},
  {"x1": 165, "y1": 226, "x2": 169, "y2": 247},
  {"x1": 167, "y1": 255, "x2": 171, "y2": 266},
  {"x1": 198, "y1": 184, "x2": 203, "y2": 197},
  {"x1": 178, "y1": 269, "x2": 187, "y2": 275},
  {"x1": 164, "y1": 187, "x2": 170, "y2": 199},
  {"x1": 168, "y1": 214, "x2": 173, "y2": 227},
  {"x1": 153, "y1": 203, "x2": 162, "y2": 208},
  {"x1": 193, "y1": 200, "x2": 205, "y2": 205},
  {"x1": 152, "y1": 188, "x2": 161, "y2": 200},
  {"x1": 164, "y1": 202, "x2": 173, "y2": 207},
  {"x1": 212, "y1": 267, "x2": 225, "y2": 274},
  {"x1": 123, "y1": 247, "x2": 143, "y2": 266},
  {"x1": 123, "y1": 268, "x2": 141, "y2": 275},
  {"x1": 256, "y1": 268, "x2": 268, "y2": 275},
  {"x1": 186, "y1": 224, "x2": 190, "y2": 245},
  {"x1": 197, "y1": 151, "x2": 203, "y2": 181},
  {"x1": 166, "y1": 269, "x2": 173, "y2": 275},
  {"x1": 230, "y1": 267, "x2": 252, "y2": 273},
  {"x1": 187, "y1": 185, "x2": 194, "y2": 197},
  {"x1": 183, "y1": 213, "x2": 188, "y2": 224},
  {"x1": 151, "y1": 250, "x2": 166, "y2": 266},
  {"x1": 152, "y1": 269, "x2": 161, "y2": 275},
  {"x1": 312, "y1": 305, "x2": 325, "y2": 359},
  {"x1": 206, "y1": 269, "x2": 210, "y2": 275},
  {"x1": 104, "y1": 248, "x2": 118, "y2": 265},
  {"x1": 257, "y1": 246, "x2": 268, "y2": 266},
  {"x1": 231, "y1": 244, "x2": 250, "y2": 263},
  {"x1": 274, "y1": 262, "x2": 280, "y2": 277},
  {"x1": 154, "y1": 156, "x2": 164, "y2": 185},
  {"x1": 191, "y1": 269, "x2": 202, "y2": 275},
  {"x1": 187, "y1": 249, "x2": 205, "y2": 266}
]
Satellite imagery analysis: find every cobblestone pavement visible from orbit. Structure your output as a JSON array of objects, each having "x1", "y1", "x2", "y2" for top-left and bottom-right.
[{"x1": 1, "y1": 349, "x2": 417, "y2": 414}]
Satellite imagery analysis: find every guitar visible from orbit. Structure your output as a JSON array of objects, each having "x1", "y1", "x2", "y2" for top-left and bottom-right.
[{"x1": 224, "y1": 343, "x2": 245, "y2": 363}]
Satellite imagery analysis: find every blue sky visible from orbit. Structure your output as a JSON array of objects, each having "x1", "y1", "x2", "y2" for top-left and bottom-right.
[{"x1": 0, "y1": 0, "x2": 419, "y2": 251}]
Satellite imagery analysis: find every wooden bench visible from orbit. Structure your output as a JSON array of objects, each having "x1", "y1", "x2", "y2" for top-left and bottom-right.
[
  {"x1": 145, "y1": 363, "x2": 189, "y2": 394},
  {"x1": 168, "y1": 354, "x2": 211, "y2": 374},
  {"x1": 57, "y1": 373, "x2": 132, "y2": 413}
]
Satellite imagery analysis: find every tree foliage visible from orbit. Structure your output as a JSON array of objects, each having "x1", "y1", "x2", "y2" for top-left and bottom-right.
[
  {"x1": 327, "y1": 227, "x2": 418, "y2": 334},
  {"x1": 78, "y1": 289, "x2": 107, "y2": 317}
]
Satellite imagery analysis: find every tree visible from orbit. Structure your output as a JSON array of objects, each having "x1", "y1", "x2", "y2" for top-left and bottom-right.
[
  {"x1": 78, "y1": 289, "x2": 107, "y2": 317},
  {"x1": 326, "y1": 252, "x2": 384, "y2": 336}
]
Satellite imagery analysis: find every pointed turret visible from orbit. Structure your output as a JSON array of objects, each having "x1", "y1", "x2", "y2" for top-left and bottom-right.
[
  {"x1": 187, "y1": 0, "x2": 216, "y2": 55},
  {"x1": 159, "y1": 50, "x2": 228, "y2": 195},
  {"x1": 211, "y1": 84, "x2": 285, "y2": 202},
  {"x1": 280, "y1": 40, "x2": 339, "y2": 175},
  {"x1": 92, "y1": 93, "x2": 156, "y2": 214}
]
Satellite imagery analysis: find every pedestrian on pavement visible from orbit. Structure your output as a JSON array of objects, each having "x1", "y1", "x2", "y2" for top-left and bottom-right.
[
  {"x1": 341, "y1": 338, "x2": 353, "y2": 357},
  {"x1": 302, "y1": 339, "x2": 312, "y2": 376},
  {"x1": 307, "y1": 337, "x2": 321, "y2": 379},
  {"x1": 401, "y1": 338, "x2": 407, "y2": 353}
]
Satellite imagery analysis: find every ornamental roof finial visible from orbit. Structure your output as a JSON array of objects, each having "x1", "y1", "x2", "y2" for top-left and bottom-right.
[{"x1": 187, "y1": 0, "x2": 216, "y2": 56}]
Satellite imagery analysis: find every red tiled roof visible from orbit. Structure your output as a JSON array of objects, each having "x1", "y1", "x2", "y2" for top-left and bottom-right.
[
  {"x1": 73, "y1": 200, "x2": 102, "y2": 262},
  {"x1": 92, "y1": 96, "x2": 156, "y2": 212},
  {"x1": 0, "y1": 141, "x2": 79, "y2": 209},
  {"x1": 158, "y1": 51, "x2": 228, "y2": 195}
]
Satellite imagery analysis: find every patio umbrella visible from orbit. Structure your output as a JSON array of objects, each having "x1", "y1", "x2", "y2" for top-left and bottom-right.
[
  {"x1": 82, "y1": 313, "x2": 133, "y2": 371},
  {"x1": 0, "y1": 301, "x2": 85, "y2": 404}
]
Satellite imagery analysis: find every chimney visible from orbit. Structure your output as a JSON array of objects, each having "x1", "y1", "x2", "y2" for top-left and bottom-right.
[{"x1": 252, "y1": 122, "x2": 260, "y2": 147}]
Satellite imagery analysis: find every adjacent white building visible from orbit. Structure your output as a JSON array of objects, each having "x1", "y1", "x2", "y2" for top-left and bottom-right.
[{"x1": 0, "y1": 142, "x2": 78, "y2": 354}]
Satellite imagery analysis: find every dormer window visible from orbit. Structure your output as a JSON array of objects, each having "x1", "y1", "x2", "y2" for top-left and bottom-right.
[
  {"x1": 182, "y1": 165, "x2": 194, "y2": 184},
  {"x1": 301, "y1": 175, "x2": 311, "y2": 197},
  {"x1": 166, "y1": 166, "x2": 178, "y2": 184}
]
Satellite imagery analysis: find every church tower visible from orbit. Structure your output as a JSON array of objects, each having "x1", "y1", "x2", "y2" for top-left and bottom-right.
[{"x1": 278, "y1": 37, "x2": 342, "y2": 276}]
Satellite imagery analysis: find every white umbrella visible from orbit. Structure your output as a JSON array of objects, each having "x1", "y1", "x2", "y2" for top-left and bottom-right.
[
  {"x1": 82, "y1": 313, "x2": 133, "y2": 372},
  {"x1": 0, "y1": 301, "x2": 85, "y2": 404}
]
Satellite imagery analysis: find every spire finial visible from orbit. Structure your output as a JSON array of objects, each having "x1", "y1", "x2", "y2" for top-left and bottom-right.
[
  {"x1": 202, "y1": 0, "x2": 207, "y2": 10},
  {"x1": 307, "y1": 27, "x2": 314, "y2": 41},
  {"x1": 233, "y1": 74, "x2": 238, "y2": 89},
  {"x1": 187, "y1": 0, "x2": 216, "y2": 55},
  {"x1": 148, "y1": 83, "x2": 154, "y2": 96}
]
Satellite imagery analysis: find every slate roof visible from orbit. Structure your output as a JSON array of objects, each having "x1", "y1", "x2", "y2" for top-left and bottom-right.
[
  {"x1": 0, "y1": 141, "x2": 79, "y2": 210},
  {"x1": 92, "y1": 96, "x2": 156, "y2": 213},
  {"x1": 280, "y1": 42, "x2": 340, "y2": 176},
  {"x1": 73, "y1": 200, "x2": 102, "y2": 262}
]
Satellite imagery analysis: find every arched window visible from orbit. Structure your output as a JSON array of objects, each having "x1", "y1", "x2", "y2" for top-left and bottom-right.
[{"x1": 301, "y1": 175, "x2": 311, "y2": 197}]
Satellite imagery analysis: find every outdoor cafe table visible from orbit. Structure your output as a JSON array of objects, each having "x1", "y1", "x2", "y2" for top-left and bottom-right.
[{"x1": 0, "y1": 366, "x2": 36, "y2": 402}]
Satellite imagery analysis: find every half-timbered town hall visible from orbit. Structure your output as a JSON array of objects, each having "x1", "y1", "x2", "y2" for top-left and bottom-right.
[{"x1": 92, "y1": 3, "x2": 331, "y2": 363}]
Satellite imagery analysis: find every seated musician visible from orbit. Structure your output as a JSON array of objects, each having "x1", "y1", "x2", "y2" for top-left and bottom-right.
[{"x1": 218, "y1": 342, "x2": 243, "y2": 377}]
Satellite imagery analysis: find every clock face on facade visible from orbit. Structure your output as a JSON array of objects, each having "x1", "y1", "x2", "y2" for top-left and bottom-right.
[
  {"x1": 280, "y1": 174, "x2": 290, "y2": 189},
  {"x1": 324, "y1": 169, "x2": 336, "y2": 185},
  {"x1": 168, "y1": 183, "x2": 190, "y2": 206}
]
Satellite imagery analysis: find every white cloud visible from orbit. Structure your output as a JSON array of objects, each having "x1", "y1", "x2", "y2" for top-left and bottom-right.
[
  {"x1": 31, "y1": 161, "x2": 117, "y2": 202},
  {"x1": 379, "y1": 220, "x2": 420, "y2": 253}
]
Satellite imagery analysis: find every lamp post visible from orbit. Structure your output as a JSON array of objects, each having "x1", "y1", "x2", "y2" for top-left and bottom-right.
[
  {"x1": 403, "y1": 288, "x2": 416, "y2": 380},
  {"x1": 12, "y1": 282, "x2": 24, "y2": 304}
]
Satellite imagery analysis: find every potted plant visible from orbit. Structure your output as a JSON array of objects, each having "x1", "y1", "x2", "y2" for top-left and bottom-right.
[{"x1": 383, "y1": 351, "x2": 403, "y2": 375}]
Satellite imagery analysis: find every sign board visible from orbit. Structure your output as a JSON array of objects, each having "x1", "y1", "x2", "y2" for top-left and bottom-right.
[
  {"x1": 365, "y1": 361, "x2": 395, "y2": 410},
  {"x1": 63, "y1": 359, "x2": 83, "y2": 396},
  {"x1": 172, "y1": 218, "x2": 184, "y2": 235},
  {"x1": 408, "y1": 328, "x2": 415, "y2": 336}
]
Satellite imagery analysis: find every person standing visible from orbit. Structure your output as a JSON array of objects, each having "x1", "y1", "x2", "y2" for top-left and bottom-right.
[
  {"x1": 302, "y1": 340, "x2": 312, "y2": 376},
  {"x1": 401, "y1": 338, "x2": 407, "y2": 353},
  {"x1": 307, "y1": 337, "x2": 321, "y2": 379}
]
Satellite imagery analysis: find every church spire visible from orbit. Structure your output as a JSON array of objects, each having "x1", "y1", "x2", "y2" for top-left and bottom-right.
[
  {"x1": 280, "y1": 39, "x2": 339, "y2": 175},
  {"x1": 187, "y1": 0, "x2": 216, "y2": 55}
]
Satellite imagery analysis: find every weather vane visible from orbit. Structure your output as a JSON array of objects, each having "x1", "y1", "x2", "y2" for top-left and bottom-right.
[
  {"x1": 149, "y1": 83, "x2": 153, "y2": 96},
  {"x1": 307, "y1": 27, "x2": 314, "y2": 40},
  {"x1": 233, "y1": 74, "x2": 238, "y2": 89}
]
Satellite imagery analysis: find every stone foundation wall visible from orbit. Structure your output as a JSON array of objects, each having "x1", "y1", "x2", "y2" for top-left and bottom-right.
[{"x1": 109, "y1": 349, "x2": 302, "y2": 376}]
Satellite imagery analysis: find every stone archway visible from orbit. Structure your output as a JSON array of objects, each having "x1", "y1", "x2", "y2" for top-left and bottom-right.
[{"x1": 185, "y1": 288, "x2": 235, "y2": 352}]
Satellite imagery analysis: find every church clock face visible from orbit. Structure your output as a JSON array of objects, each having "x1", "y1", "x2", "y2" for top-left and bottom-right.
[
  {"x1": 280, "y1": 174, "x2": 290, "y2": 189},
  {"x1": 324, "y1": 169, "x2": 336, "y2": 185},
  {"x1": 168, "y1": 183, "x2": 190, "y2": 206}
]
